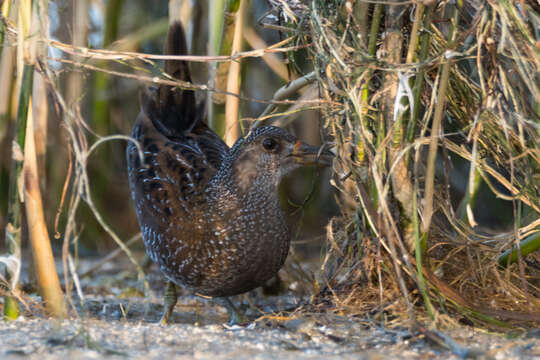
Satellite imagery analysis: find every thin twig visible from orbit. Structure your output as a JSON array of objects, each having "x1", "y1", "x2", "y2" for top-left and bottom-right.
[
  {"x1": 254, "y1": 71, "x2": 316, "y2": 127},
  {"x1": 48, "y1": 56, "x2": 326, "y2": 107},
  {"x1": 79, "y1": 233, "x2": 142, "y2": 279},
  {"x1": 48, "y1": 37, "x2": 304, "y2": 62}
]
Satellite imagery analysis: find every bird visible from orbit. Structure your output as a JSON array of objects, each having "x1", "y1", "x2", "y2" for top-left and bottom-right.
[{"x1": 126, "y1": 21, "x2": 332, "y2": 324}]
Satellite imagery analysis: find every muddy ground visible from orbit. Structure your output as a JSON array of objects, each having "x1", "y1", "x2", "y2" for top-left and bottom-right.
[
  {"x1": 1, "y1": 297, "x2": 539, "y2": 360},
  {"x1": 1, "y1": 254, "x2": 538, "y2": 359}
]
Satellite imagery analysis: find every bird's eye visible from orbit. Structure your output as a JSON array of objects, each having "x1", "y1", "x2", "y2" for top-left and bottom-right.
[{"x1": 262, "y1": 137, "x2": 279, "y2": 152}]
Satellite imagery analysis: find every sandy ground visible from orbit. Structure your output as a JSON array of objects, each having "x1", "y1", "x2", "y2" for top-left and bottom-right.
[{"x1": 1, "y1": 294, "x2": 539, "y2": 360}]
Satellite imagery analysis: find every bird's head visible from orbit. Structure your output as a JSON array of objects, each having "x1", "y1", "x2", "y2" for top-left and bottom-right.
[{"x1": 225, "y1": 126, "x2": 333, "y2": 192}]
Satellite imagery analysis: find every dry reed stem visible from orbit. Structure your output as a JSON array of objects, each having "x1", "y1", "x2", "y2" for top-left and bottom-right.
[
  {"x1": 224, "y1": 0, "x2": 245, "y2": 145},
  {"x1": 47, "y1": 36, "x2": 302, "y2": 62},
  {"x1": 24, "y1": 95, "x2": 66, "y2": 317}
]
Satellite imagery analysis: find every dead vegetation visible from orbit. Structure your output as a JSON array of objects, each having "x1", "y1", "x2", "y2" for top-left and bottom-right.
[{"x1": 272, "y1": 0, "x2": 540, "y2": 327}]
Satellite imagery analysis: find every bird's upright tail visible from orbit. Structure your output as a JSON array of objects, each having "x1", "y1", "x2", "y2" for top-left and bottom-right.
[{"x1": 142, "y1": 21, "x2": 201, "y2": 139}]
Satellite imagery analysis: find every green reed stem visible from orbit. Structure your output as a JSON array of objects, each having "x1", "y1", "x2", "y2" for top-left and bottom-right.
[{"x1": 3, "y1": 64, "x2": 34, "y2": 320}]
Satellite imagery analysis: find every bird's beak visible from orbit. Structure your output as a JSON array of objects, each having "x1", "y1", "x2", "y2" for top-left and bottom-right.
[{"x1": 288, "y1": 141, "x2": 334, "y2": 166}]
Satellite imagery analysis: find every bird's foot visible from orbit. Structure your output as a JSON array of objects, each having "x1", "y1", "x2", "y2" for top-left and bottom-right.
[{"x1": 222, "y1": 297, "x2": 244, "y2": 325}]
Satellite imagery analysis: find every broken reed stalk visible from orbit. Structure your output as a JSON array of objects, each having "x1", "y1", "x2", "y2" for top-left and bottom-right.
[
  {"x1": 36, "y1": 3, "x2": 153, "y2": 302},
  {"x1": 224, "y1": 0, "x2": 245, "y2": 145}
]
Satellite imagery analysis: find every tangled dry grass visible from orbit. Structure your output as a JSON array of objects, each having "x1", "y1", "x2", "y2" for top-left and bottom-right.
[{"x1": 265, "y1": 0, "x2": 540, "y2": 327}]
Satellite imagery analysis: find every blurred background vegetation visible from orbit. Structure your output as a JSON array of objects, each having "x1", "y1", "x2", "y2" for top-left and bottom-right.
[{"x1": 0, "y1": 0, "x2": 335, "y2": 258}]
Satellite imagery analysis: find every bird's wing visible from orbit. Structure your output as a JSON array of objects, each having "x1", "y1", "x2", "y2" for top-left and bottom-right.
[{"x1": 127, "y1": 113, "x2": 224, "y2": 226}]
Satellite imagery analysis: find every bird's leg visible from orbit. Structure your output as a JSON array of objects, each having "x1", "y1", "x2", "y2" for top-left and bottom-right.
[
  {"x1": 160, "y1": 281, "x2": 178, "y2": 325},
  {"x1": 221, "y1": 297, "x2": 244, "y2": 325}
]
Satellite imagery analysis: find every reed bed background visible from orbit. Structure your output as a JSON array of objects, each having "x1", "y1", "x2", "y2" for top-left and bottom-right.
[{"x1": 0, "y1": 0, "x2": 538, "y2": 329}]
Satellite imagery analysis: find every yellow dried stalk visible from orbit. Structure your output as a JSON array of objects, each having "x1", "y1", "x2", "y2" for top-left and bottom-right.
[
  {"x1": 224, "y1": 0, "x2": 245, "y2": 146},
  {"x1": 24, "y1": 96, "x2": 66, "y2": 317}
]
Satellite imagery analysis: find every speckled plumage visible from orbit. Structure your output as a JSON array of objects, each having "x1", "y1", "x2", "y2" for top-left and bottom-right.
[{"x1": 126, "y1": 22, "x2": 331, "y2": 300}]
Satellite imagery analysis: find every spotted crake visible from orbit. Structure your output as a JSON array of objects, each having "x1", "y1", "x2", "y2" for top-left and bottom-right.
[{"x1": 126, "y1": 21, "x2": 332, "y2": 324}]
